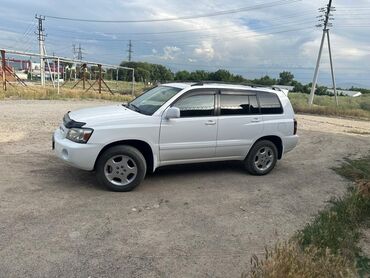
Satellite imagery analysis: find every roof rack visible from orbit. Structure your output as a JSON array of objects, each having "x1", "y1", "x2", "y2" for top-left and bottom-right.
[{"x1": 190, "y1": 80, "x2": 279, "y2": 89}]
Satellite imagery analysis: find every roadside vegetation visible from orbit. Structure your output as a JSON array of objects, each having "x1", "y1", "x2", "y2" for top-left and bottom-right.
[
  {"x1": 1, "y1": 66, "x2": 370, "y2": 120},
  {"x1": 289, "y1": 92, "x2": 370, "y2": 120},
  {"x1": 246, "y1": 155, "x2": 370, "y2": 277}
]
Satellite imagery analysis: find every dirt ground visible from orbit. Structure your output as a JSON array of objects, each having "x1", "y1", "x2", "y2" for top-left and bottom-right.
[{"x1": 0, "y1": 100, "x2": 369, "y2": 278}]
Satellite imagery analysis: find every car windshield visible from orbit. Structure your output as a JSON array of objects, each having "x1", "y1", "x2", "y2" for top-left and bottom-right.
[{"x1": 127, "y1": 86, "x2": 181, "y2": 115}]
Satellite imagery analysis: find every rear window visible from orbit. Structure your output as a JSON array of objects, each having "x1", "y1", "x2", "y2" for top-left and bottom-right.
[
  {"x1": 258, "y1": 93, "x2": 283, "y2": 114},
  {"x1": 220, "y1": 94, "x2": 259, "y2": 115}
]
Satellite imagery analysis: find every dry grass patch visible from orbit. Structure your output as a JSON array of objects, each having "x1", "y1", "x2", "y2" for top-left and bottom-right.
[
  {"x1": 289, "y1": 93, "x2": 370, "y2": 120},
  {"x1": 245, "y1": 242, "x2": 356, "y2": 278},
  {"x1": 0, "y1": 83, "x2": 149, "y2": 102}
]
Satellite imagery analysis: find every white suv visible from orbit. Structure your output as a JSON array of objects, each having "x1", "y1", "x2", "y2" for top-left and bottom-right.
[{"x1": 53, "y1": 83, "x2": 298, "y2": 191}]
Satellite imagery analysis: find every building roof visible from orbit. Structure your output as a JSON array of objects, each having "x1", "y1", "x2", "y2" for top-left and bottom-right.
[{"x1": 327, "y1": 89, "x2": 362, "y2": 97}]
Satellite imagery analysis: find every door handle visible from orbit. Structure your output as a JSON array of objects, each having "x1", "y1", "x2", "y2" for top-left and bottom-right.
[
  {"x1": 205, "y1": 120, "x2": 216, "y2": 125},
  {"x1": 251, "y1": 117, "x2": 261, "y2": 122}
]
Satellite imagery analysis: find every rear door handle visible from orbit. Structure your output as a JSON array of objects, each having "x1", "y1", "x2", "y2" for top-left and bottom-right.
[
  {"x1": 205, "y1": 120, "x2": 216, "y2": 125},
  {"x1": 251, "y1": 117, "x2": 261, "y2": 122}
]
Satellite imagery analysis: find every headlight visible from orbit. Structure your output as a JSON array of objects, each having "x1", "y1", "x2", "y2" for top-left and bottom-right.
[{"x1": 66, "y1": 128, "x2": 93, "y2": 143}]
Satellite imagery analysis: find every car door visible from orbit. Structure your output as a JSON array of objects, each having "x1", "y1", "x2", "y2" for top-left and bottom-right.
[
  {"x1": 159, "y1": 89, "x2": 217, "y2": 163},
  {"x1": 216, "y1": 90, "x2": 263, "y2": 158}
]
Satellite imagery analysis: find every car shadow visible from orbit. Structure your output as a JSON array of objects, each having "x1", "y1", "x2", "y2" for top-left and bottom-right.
[{"x1": 149, "y1": 160, "x2": 247, "y2": 177}]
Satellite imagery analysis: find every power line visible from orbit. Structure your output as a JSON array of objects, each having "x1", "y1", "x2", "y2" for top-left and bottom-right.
[
  {"x1": 43, "y1": 0, "x2": 301, "y2": 23},
  {"x1": 13, "y1": 22, "x2": 35, "y2": 50},
  {"x1": 47, "y1": 11, "x2": 317, "y2": 37},
  {"x1": 45, "y1": 18, "x2": 317, "y2": 46},
  {"x1": 45, "y1": 26, "x2": 314, "y2": 57}
]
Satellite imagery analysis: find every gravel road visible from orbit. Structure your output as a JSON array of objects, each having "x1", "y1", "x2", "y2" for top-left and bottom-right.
[{"x1": 0, "y1": 100, "x2": 369, "y2": 278}]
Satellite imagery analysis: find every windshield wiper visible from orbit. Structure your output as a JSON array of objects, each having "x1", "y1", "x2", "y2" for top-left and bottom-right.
[{"x1": 129, "y1": 103, "x2": 142, "y2": 113}]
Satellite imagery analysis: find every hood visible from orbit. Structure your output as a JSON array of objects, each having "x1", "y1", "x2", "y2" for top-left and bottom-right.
[{"x1": 68, "y1": 104, "x2": 146, "y2": 127}]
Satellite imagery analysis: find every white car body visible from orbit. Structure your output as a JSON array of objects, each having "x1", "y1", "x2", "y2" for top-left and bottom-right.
[{"x1": 53, "y1": 83, "x2": 298, "y2": 174}]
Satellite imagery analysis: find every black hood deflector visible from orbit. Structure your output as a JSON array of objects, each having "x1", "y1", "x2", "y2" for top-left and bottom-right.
[{"x1": 63, "y1": 112, "x2": 86, "y2": 128}]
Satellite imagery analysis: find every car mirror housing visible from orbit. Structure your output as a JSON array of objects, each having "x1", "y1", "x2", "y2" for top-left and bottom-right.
[{"x1": 165, "y1": 107, "x2": 180, "y2": 119}]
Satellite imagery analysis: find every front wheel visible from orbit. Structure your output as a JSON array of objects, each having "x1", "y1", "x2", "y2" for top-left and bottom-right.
[
  {"x1": 96, "y1": 145, "x2": 146, "y2": 191},
  {"x1": 244, "y1": 140, "x2": 278, "y2": 175}
]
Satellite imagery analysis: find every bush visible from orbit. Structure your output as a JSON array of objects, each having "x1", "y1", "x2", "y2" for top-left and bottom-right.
[{"x1": 360, "y1": 102, "x2": 370, "y2": 112}]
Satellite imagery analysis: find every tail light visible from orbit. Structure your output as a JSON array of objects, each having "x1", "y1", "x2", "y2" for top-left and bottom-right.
[{"x1": 294, "y1": 118, "x2": 297, "y2": 135}]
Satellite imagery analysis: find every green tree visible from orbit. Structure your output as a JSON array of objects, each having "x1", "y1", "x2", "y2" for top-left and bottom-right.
[
  {"x1": 174, "y1": 70, "x2": 191, "y2": 81},
  {"x1": 232, "y1": 74, "x2": 246, "y2": 83},
  {"x1": 189, "y1": 70, "x2": 210, "y2": 81},
  {"x1": 316, "y1": 85, "x2": 328, "y2": 95},
  {"x1": 209, "y1": 69, "x2": 232, "y2": 81},
  {"x1": 291, "y1": 80, "x2": 304, "y2": 93},
  {"x1": 119, "y1": 61, "x2": 173, "y2": 83},
  {"x1": 253, "y1": 75, "x2": 276, "y2": 86},
  {"x1": 278, "y1": 71, "x2": 294, "y2": 85}
]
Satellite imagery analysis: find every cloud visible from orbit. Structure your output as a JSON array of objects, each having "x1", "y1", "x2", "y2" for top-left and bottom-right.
[
  {"x1": 193, "y1": 41, "x2": 215, "y2": 60},
  {"x1": 1, "y1": 0, "x2": 370, "y2": 86},
  {"x1": 159, "y1": 46, "x2": 181, "y2": 60}
]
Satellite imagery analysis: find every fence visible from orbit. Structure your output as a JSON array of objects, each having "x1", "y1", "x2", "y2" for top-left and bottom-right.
[{"x1": 0, "y1": 48, "x2": 135, "y2": 95}]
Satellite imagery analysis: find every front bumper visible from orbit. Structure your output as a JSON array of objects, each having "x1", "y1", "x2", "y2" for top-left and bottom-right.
[{"x1": 53, "y1": 128, "x2": 102, "y2": 171}]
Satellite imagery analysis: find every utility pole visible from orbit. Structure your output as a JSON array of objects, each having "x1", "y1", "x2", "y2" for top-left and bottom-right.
[
  {"x1": 72, "y1": 44, "x2": 77, "y2": 80},
  {"x1": 35, "y1": 15, "x2": 46, "y2": 86},
  {"x1": 77, "y1": 43, "x2": 83, "y2": 60},
  {"x1": 42, "y1": 44, "x2": 55, "y2": 87},
  {"x1": 72, "y1": 44, "x2": 84, "y2": 80},
  {"x1": 308, "y1": 0, "x2": 337, "y2": 107},
  {"x1": 72, "y1": 44, "x2": 76, "y2": 58},
  {"x1": 127, "y1": 40, "x2": 133, "y2": 62}
]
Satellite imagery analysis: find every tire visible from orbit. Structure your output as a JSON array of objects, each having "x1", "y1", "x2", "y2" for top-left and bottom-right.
[
  {"x1": 96, "y1": 145, "x2": 146, "y2": 192},
  {"x1": 244, "y1": 140, "x2": 278, "y2": 175}
]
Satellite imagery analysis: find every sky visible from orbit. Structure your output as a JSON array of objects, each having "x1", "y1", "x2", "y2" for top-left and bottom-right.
[{"x1": 1, "y1": 0, "x2": 370, "y2": 88}]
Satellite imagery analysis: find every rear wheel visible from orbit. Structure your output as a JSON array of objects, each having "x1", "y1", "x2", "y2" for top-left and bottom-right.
[
  {"x1": 96, "y1": 145, "x2": 146, "y2": 191},
  {"x1": 244, "y1": 140, "x2": 277, "y2": 175}
]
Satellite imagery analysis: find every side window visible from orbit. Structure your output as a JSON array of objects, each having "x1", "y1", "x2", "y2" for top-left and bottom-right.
[
  {"x1": 220, "y1": 94, "x2": 259, "y2": 115},
  {"x1": 258, "y1": 93, "x2": 283, "y2": 114},
  {"x1": 174, "y1": 94, "x2": 215, "y2": 117}
]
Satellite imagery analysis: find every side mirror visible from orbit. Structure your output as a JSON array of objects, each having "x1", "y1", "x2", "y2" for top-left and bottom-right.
[{"x1": 165, "y1": 107, "x2": 180, "y2": 119}]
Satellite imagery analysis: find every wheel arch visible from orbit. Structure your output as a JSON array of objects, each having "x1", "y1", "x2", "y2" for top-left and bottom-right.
[
  {"x1": 250, "y1": 135, "x2": 283, "y2": 160},
  {"x1": 95, "y1": 140, "x2": 154, "y2": 173}
]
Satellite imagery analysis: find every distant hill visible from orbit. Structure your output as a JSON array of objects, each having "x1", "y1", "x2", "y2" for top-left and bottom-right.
[{"x1": 337, "y1": 82, "x2": 370, "y2": 90}]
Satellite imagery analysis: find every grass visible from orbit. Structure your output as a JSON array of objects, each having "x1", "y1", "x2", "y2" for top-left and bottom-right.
[
  {"x1": 0, "y1": 85, "x2": 133, "y2": 102},
  {"x1": 289, "y1": 92, "x2": 370, "y2": 120},
  {"x1": 60, "y1": 80, "x2": 148, "y2": 95},
  {"x1": 247, "y1": 242, "x2": 357, "y2": 278},
  {"x1": 0, "y1": 81, "x2": 150, "y2": 102},
  {"x1": 247, "y1": 155, "x2": 370, "y2": 277}
]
